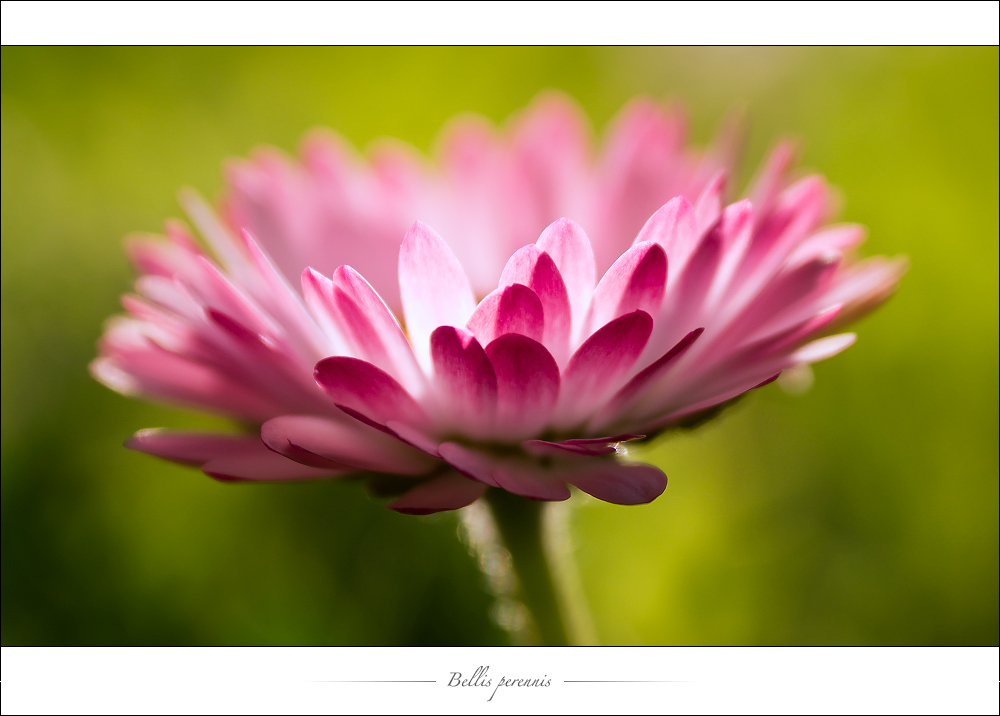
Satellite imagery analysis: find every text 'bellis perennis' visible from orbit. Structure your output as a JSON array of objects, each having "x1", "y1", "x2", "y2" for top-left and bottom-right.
[{"x1": 92, "y1": 94, "x2": 905, "y2": 514}]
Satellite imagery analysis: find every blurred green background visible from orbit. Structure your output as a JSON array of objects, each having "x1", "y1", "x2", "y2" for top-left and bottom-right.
[{"x1": 2, "y1": 47, "x2": 996, "y2": 645}]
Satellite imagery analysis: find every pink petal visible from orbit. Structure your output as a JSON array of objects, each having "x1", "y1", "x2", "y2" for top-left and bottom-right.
[
  {"x1": 93, "y1": 332, "x2": 284, "y2": 421},
  {"x1": 261, "y1": 415, "x2": 438, "y2": 475},
  {"x1": 694, "y1": 170, "x2": 726, "y2": 234},
  {"x1": 554, "y1": 310, "x2": 653, "y2": 428},
  {"x1": 301, "y1": 267, "x2": 350, "y2": 353},
  {"x1": 203, "y1": 450, "x2": 340, "y2": 482},
  {"x1": 398, "y1": 221, "x2": 477, "y2": 371},
  {"x1": 722, "y1": 252, "x2": 841, "y2": 346},
  {"x1": 126, "y1": 428, "x2": 342, "y2": 482},
  {"x1": 642, "y1": 371, "x2": 781, "y2": 434},
  {"x1": 787, "y1": 224, "x2": 867, "y2": 267},
  {"x1": 737, "y1": 175, "x2": 832, "y2": 291},
  {"x1": 387, "y1": 471, "x2": 489, "y2": 515},
  {"x1": 560, "y1": 434, "x2": 644, "y2": 448},
  {"x1": 238, "y1": 229, "x2": 329, "y2": 360},
  {"x1": 189, "y1": 255, "x2": 281, "y2": 339},
  {"x1": 703, "y1": 199, "x2": 755, "y2": 309},
  {"x1": 592, "y1": 98, "x2": 689, "y2": 274},
  {"x1": 206, "y1": 309, "x2": 326, "y2": 411},
  {"x1": 466, "y1": 283, "x2": 544, "y2": 346},
  {"x1": 523, "y1": 435, "x2": 643, "y2": 457},
  {"x1": 125, "y1": 234, "x2": 193, "y2": 279},
  {"x1": 563, "y1": 461, "x2": 667, "y2": 505},
  {"x1": 536, "y1": 218, "x2": 596, "y2": 343},
  {"x1": 314, "y1": 356, "x2": 428, "y2": 430},
  {"x1": 331, "y1": 265, "x2": 424, "y2": 394},
  {"x1": 437, "y1": 442, "x2": 498, "y2": 487},
  {"x1": 524, "y1": 440, "x2": 615, "y2": 457},
  {"x1": 663, "y1": 223, "x2": 723, "y2": 329},
  {"x1": 741, "y1": 303, "x2": 843, "y2": 357},
  {"x1": 125, "y1": 429, "x2": 255, "y2": 465},
  {"x1": 384, "y1": 421, "x2": 442, "y2": 457},
  {"x1": 641, "y1": 308, "x2": 841, "y2": 423},
  {"x1": 498, "y1": 246, "x2": 572, "y2": 365},
  {"x1": 433, "y1": 116, "x2": 518, "y2": 295},
  {"x1": 484, "y1": 334, "x2": 560, "y2": 440},
  {"x1": 747, "y1": 141, "x2": 797, "y2": 219},
  {"x1": 821, "y1": 256, "x2": 908, "y2": 330},
  {"x1": 439, "y1": 443, "x2": 571, "y2": 501},
  {"x1": 509, "y1": 92, "x2": 591, "y2": 224},
  {"x1": 585, "y1": 242, "x2": 666, "y2": 338},
  {"x1": 178, "y1": 188, "x2": 249, "y2": 275},
  {"x1": 634, "y1": 197, "x2": 698, "y2": 284},
  {"x1": 791, "y1": 333, "x2": 856, "y2": 364},
  {"x1": 430, "y1": 326, "x2": 497, "y2": 438},
  {"x1": 493, "y1": 466, "x2": 571, "y2": 501},
  {"x1": 589, "y1": 327, "x2": 704, "y2": 432}
]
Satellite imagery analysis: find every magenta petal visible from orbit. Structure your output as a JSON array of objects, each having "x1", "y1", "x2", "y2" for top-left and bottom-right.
[
  {"x1": 493, "y1": 465, "x2": 571, "y2": 501},
  {"x1": 398, "y1": 221, "x2": 477, "y2": 371},
  {"x1": 648, "y1": 369, "x2": 786, "y2": 432},
  {"x1": 466, "y1": 283, "x2": 544, "y2": 346},
  {"x1": 261, "y1": 415, "x2": 438, "y2": 475},
  {"x1": 439, "y1": 443, "x2": 571, "y2": 501},
  {"x1": 238, "y1": 229, "x2": 328, "y2": 360},
  {"x1": 590, "y1": 327, "x2": 703, "y2": 431},
  {"x1": 385, "y1": 421, "x2": 442, "y2": 457},
  {"x1": 205, "y1": 308, "x2": 328, "y2": 413},
  {"x1": 555, "y1": 310, "x2": 653, "y2": 427},
  {"x1": 484, "y1": 334, "x2": 560, "y2": 440},
  {"x1": 314, "y1": 356, "x2": 428, "y2": 430},
  {"x1": 635, "y1": 197, "x2": 698, "y2": 278},
  {"x1": 523, "y1": 435, "x2": 642, "y2": 457},
  {"x1": 563, "y1": 461, "x2": 666, "y2": 505},
  {"x1": 586, "y1": 242, "x2": 666, "y2": 337},
  {"x1": 738, "y1": 175, "x2": 832, "y2": 288},
  {"x1": 524, "y1": 440, "x2": 616, "y2": 457},
  {"x1": 536, "y1": 218, "x2": 596, "y2": 342},
  {"x1": 330, "y1": 265, "x2": 424, "y2": 394},
  {"x1": 667, "y1": 224, "x2": 723, "y2": 330},
  {"x1": 499, "y1": 246, "x2": 572, "y2": 366},
  {"x1": 203, "y1": 449, "x2": 340, "y2": 482},
  {"x1": 560, "y1": 434, "x2": 645, "y2": 448},
  {"x1": 387, "y1": 471, "x2": 488, "y2": 515},
  {"x1": 438, "y1": 442, "x2": 500, "y2": 487},
  {"x1": 129, "y1": 429, "x2": 344, "y2": 481},
  {"x1": 125, "y1": 429, "x2": 254, "y2": 465},
  {"x1": 430, "y1": 326, "x2": 497, "y2": 437}
]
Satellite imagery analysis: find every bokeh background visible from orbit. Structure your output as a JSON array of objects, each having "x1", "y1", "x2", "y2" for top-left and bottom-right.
[{"x1": 2, "y1": 47, "x2": 996, "y2": 645}]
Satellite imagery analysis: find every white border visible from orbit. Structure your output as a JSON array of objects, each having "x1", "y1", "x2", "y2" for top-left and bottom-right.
[
  {"x1": 2, "y1": 646, "x2": 998, "y2": 714},
  {"x1": 1, "y1": 1, "x2": 999, "y2": 46}
]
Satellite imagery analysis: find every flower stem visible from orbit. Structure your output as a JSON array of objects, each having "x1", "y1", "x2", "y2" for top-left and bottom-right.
[{"x1": 483, "y1": 489, "x2": 581, "y2": 646}]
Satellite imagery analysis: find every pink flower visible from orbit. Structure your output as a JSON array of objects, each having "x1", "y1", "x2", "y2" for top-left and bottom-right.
[{"x1": 92, "y1": 96, "x2": 905, "y2": 514}]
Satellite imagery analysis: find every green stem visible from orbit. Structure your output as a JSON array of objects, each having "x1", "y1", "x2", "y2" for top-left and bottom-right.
[{"x1": 484, "y1": 489, "x2": 571, "y2": 646}]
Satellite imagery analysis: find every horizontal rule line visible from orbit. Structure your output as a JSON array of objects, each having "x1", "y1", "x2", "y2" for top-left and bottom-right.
[
  {"x1": 563, "y1": 680, "x2": 691, "y2": 683},
  {"x1": 311, "y1": 680, "x2": 437, "y2": 683}
]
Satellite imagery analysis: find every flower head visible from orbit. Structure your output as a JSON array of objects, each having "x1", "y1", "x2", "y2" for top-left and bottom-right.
[{"x1": 92, "y1": 96, "x2": 905, "y2": 514}]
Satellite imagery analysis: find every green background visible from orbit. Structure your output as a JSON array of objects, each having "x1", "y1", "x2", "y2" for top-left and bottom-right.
[{"x1": 2, "y1": 47, "x2": 996, "y2": 645}]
